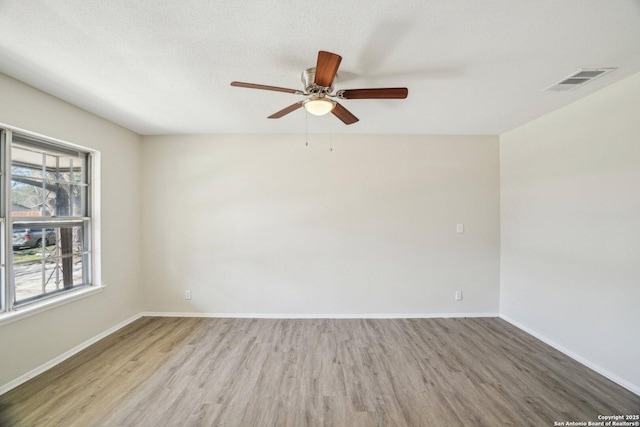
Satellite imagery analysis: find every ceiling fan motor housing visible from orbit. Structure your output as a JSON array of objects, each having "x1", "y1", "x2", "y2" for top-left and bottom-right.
[{"x1": 302, "y1": 67, "x2": 334, "y2": 95}]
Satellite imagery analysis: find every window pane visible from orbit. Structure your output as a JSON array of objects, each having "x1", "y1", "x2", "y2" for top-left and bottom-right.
[
  {"x1": 11, "y1": 142, "x2": 87, "y2": 218},
  {"x1": 13, "y1": 224, "x2": 89, "y2": 305},
  {"x1": 11, "y1": 180, "x2": 86, "y2": 217},
  {"x1": 72, "y1": 254, "x2": 85, "y2": 287},
  {"x1": 12, "y1": 145, "x2": 86, "y2": 184}
]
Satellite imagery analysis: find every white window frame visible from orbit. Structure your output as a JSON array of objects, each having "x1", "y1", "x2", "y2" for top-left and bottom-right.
[{"x1": 0, "y1": 124, "x2": 102, "y2": 325}]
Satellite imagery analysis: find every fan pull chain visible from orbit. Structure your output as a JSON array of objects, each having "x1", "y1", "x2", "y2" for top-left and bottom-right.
[{"x1": 305, "y1": 111, "x2": 309, "y2": 146}]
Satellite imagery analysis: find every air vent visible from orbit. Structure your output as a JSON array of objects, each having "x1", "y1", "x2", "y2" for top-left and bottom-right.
[{"x1": 544, "y1": 68, "x2": 615, "y2": 92}]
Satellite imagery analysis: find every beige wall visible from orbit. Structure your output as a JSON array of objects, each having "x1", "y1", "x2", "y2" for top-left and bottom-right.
[
  {"x1": 0, "y1": 73, "x2": 143, "y2": 387},
  {"x1": 141, "y1": 134, "x2": 500, "y2": 315},
  {"x1": 500, "y1": 72, "x2": 640, "y2": 393}
]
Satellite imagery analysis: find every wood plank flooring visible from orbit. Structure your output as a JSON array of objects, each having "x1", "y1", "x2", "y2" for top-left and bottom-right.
[{"x1": 1, "y1": 317, "x2": 638, "y2": 426}]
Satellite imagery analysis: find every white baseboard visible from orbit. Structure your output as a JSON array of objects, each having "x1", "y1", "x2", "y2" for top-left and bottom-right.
[
  {"x1": 141, "y1": 311, "x2": 500, "y2": 319},
  {"x1": 0, "y1": 313, "x2": 143, "y2": 396},
  {"x1": 500, "y1": 314, "x2": 639, "y2": 396}
]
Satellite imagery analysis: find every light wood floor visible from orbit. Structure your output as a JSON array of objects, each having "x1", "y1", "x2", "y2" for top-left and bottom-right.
[{"x1": 1, "y1": 317, "x2": 638, "y2": 426}]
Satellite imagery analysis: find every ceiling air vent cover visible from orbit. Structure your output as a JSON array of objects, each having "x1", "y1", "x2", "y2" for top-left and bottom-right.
[{"x1": 544, "y1": 68, "x2": 615, "y2": 92}]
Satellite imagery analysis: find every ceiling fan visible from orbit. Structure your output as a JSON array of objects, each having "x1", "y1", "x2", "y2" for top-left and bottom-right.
[{"x1": 231, "y1": 51, "x2": 408, "y2": 125}]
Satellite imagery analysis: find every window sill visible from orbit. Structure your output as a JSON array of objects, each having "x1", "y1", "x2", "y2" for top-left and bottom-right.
[{"x1": 0, "y1": 285, "x2": 105, "y2": 327}]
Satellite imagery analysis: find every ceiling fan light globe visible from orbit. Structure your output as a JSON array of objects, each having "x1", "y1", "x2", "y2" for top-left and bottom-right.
[{"x1": 304, "y1": 98, "x2": 335, "y2": 116}]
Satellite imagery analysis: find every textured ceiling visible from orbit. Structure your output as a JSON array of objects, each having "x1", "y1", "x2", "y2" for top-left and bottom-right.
[{"x1": 1, "y1": 0, "x2": 639, "y2": 135}]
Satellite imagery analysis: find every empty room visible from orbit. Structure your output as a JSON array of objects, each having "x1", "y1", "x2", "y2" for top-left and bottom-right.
[{"x1": 0, "y1": 1, "x2": 639, "y2": 426}]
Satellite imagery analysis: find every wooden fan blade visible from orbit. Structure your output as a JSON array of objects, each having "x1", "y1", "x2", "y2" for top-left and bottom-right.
[
  {"x1": 268, "y1": 101, "x2": 304, "y2": 119},
  {"x1": 231, "y1": 81, "x2": 301, "y2": 94},
  {"x1": 331, "y1": 102, "x2": 359, "y2": 125},
  {"x1": 314, "y1": 51, "x2": 342, "y2": 88},
  {"x1": 339, "y1": 88, "x2": 408, "y2": 99}
]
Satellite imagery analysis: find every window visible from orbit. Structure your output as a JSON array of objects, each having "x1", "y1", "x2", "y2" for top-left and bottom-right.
[{"x1": 1, "y1": 127, "x2": 100, "y2": 316}]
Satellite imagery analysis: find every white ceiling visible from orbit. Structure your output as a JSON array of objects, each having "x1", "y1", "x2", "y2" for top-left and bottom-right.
[{"x1": 1, "y1": 0, "x2": 639, "y2": 136}]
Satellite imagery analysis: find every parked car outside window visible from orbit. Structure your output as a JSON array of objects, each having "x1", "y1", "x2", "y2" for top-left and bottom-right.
[{"x1": 12, "y1": 228, "x2": 57, "y2": 250}]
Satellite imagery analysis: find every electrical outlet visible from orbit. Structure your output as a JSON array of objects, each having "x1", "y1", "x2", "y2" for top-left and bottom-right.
[
  {"x1": 456, "y1": 224, "x2": 464, "y2": 233},
  {"x1": 185, "y1": 290, "x2": 191, "y2": 300},
  {"x1": 455, "y1": 291, "x2": 462, "y2": 301}
]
